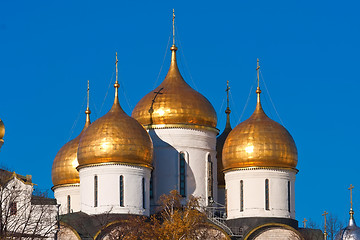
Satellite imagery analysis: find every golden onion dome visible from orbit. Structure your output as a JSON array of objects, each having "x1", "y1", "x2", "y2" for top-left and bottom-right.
[
  {"x1": 0, "y1": 119, "x2": 5, "y2": 139},
  {"x1": 78, "y1": 56, "x2": 153, "y2": 169},
  {"x1": 222, "y1": 77, "x2": 297, "y2": 171},
  {"x1": 131, "y1": 45, "x2": 217, "y2": 130},
  {"x1": 52, "y1": 110, "x2": 91, "y2": 188}
]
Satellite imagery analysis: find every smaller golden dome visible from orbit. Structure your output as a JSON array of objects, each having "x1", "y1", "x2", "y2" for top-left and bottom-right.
[
  {"x1": 222, "y1": 87, "x2": 297, "y2": 171},
  {"x1": 52, "y1": 110, "x2": 91, "y2": 188},
  {"x1": 78, "y1": 57, "x2": 153, "y2": 169},
  {"x1": 0, "y1": 119, "x2": 5, "y2": 139},
  {"x1": 132, "y1": 45, "x2": 217, "y2": 129}
]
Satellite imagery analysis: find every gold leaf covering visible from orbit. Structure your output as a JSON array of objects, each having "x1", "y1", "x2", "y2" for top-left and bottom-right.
[
  {"x1": 132, "y1": 45, "x2": 217, "y2": 129},
  {"x1": 222, "y1": 94, "x2": 297, "y2": 171},
  {"x1": 77, "y1": 97, "x2": 153, "y2": 168},
  {"x1": 0, "y1": 119, "x2": 4, "y2": 139},
  {"x1": 52, "y1": 114, "x2": 90, "y2": 187}
]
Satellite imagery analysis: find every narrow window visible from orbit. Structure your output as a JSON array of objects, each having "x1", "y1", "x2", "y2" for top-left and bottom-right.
[
  {"x1": 179, "y1": 152, "x2": 186, "y2": 197},
  {"x1": 10, "y1": 202, "x2": 17, "y2": 215},
  {"x1": 150, "y1": 172, "x2": 153, "y2": 200},
  {"x1": 265, "y1": 179, "x2": 269, "y2": 210},
  {"x1": 288, "y1": 181, "x2": 291, "y2": 212},
  {"x1": 120, "y1": 175, "x2": 124, "y2": 207},
  {"x1": 94, "y1": 175, "x2": 98, "y2": 207},
  {"x1": 207, "y1": 155, "x2": 213, "y2": 201},
  {"x1": 240, "y1": 180, "x2": 244, "y2": 212},
  {"x1": 142, "y1": 178, "x2": 145, "y2": 209},
  {"x1": 67, "y1": 195, "x2": 71, "y2": 214}
]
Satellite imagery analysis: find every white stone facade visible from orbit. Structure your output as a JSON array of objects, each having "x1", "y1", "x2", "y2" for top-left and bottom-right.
[
  {"x1": 53, "y1": 184, "x2": 80, "y2": 215},
  {"x1": 148, "y1": 127, "x2": 218, "y2": 208},
  {"x1": 225, "y1": 168, "x2": 296, "y2": 220},
  {"x1": 79, "y1": 164, "x2": 151, "y2": 216}
]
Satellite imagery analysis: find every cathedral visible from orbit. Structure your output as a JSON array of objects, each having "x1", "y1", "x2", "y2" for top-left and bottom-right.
[{"x1": 50, "y1": 13, "x2": 319, "y2": 240}]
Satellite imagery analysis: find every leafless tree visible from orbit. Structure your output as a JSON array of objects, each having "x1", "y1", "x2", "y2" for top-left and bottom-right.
[{"x1": 0, "y1": 170, "x2": 58, "y2": 239}]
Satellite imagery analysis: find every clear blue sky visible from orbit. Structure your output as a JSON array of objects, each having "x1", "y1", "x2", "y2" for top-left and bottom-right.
[{"x1": 0, "y1": 0, "x2": 359, "y2": 226}]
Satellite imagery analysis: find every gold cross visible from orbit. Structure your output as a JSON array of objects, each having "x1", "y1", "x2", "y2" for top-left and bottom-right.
[
  {"x1": 322, "y1": 211, "x2": 328, "y2": 240},
  {"x1": 172, "y1": 9, "x2": 175, "y2": 45},
  {"x1": 303, "y1": 218, "x2": 308, "y2": 228},
  {"x1": 256, "y1": 58, "x2": 260, "y2": 88},
  {"x1": 226, "y1": 80, "x2": 230, "y2": 109},
  {"x1": 349, "y1": 184, "x2": 354, "y2": 210}
]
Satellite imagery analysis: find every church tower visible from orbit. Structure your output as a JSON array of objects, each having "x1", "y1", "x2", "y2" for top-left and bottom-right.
[
  {"x1": 52, "y1": 81, "x2": 91, "y2": 214},
  {"x1": 216, "y1": 81, "x2": 232, "y2": 205},
  {"x1": 132, "y1": 11, "x2": 218, "y2": 208},
  {"x1": 222, "y1": 60, "x2": 298, "y2": 221},
  {"x1": 77, "y1": 54, "x2": 153, "y2": 216}
]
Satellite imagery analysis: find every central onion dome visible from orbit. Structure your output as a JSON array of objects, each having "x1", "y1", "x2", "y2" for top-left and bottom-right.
[
  {"x1": 132, "y1": 45, "x2": 217, "y2": 129},
  {"x1": 223, "y1": 72, "x2": 297, "y2": 171},
  {"x1": 78, "y1": 59, "x2": 153, "y2": 169},
  {"x1": 52, "y1": 109, "x2": 91, "y2": 188}
]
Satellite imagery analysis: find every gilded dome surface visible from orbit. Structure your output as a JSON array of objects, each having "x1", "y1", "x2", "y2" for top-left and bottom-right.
[
  {"x1": 222, "y1": 91, "x2": 297, "y2": 171},
  {"x1": 78, "y1": 85, "x2": 153, "y2": 168},
  {"x1": 52, "y1": 111, "x2": 91, "y2": 187},
  {"x1": 132, "y1": 45, "x2": 217, "y2": 129},
  {"x1": 0, "y1": 119, "x2": 5, "y2": 139}
]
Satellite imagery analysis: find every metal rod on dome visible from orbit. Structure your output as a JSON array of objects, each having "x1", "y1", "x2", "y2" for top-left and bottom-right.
[
  {"x1": 114, "y1": 52, "x2": 120, "y2": 103},
  {"x1": 322, "y1": 211, "x2": 328, "y2": 240},
  {"x1": 87, "y1": 80, "x2": 90, "y2": 111},
  {"x1": 256, "y1": 59, "x2": 260, "y2": 89},
  {"x1": 226, "y1": 80, "x2": 230, "y2": 110},
  {"x1": 172, "y1": 9, "x2": 175, "y2": 46},
  {"x1": 115, "y1": 52, "x2": 119, "y2": 85},
  {"x1": 256, "y1": 59, "x2": 261, "y2": 103}
]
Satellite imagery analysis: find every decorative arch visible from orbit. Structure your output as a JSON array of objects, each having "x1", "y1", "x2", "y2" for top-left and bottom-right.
[{"x1": 244, "y1": 223, "x2": 304, "y2": 240}]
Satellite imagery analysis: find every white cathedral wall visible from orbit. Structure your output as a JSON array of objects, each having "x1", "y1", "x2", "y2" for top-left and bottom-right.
[
  {"x1": 225, "y1": 168, "x2": 296, "y2": 220},
  {"x1": 79, "y1": 164, "x2": 151, "y2": 216},
  {"x1": 148, "y1": 127, "x2": 217, "y2": 208},
  {"x1": 54, "y1": 185, "x2": 80, "y2": 214}
]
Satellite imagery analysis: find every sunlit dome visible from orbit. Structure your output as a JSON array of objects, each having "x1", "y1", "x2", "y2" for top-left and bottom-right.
[
  {"x1": 52, "y1": 111, "x2": 91, "y2": 188},
  {"x1": 222, "y1": 64, "x2": 297, "y2": 171},
  {"x1": 77, "y1": 57, "x2": 153, "y2": 169},
  {"x1": 132, "y1": 44, "x2": 217, "y2": 130}
]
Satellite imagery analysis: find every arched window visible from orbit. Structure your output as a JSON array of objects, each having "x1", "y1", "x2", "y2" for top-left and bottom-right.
[
  {"x1": 288, "y1": 181, "x2": 291, "y2": 212},
  {"x1": 142, "y1": 178, "x2": 145, "y2": 209},
  {"x1": 120, "y1": 175, "x2": 124, "y2": 207},
  {"x1": 207, "y1": 154, "x2": 213, "y2": 201},
  {"x1": 179, "y1": 152, "x2": 186, "y2": 197},
  {"x1": 240, "y1": 180, "x2": 244, "y2": 212},
  {"x1": 67, "y1": 195, "x2": 71, "y2": 213},
  {"x1": 265, "y1": 179, "x2": 269, "y2": 210},
  {"x1": 94, "y1": 175, "x2": 98, "y2": 207}
]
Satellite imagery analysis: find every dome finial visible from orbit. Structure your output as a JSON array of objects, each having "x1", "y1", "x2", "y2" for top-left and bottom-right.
[
  {"x1": 170, "y1": 9, "x2": 178, "y2": 53},
  {"x1": 172, "y1": 9, "x2": 176, "y2": 46},
  {"x1": 114, "y1": 52, "x2": 120, "y2": 104},
  {"x1": 322, "y1": 211, "x2": 328, "y2": 240},
  {"x1": 225, "y1": 80, "x2": 231, "y2": 129},
  {"x1": 85, "y1": 80, "x2": 91, "y2": 127},
  {"x1": 349, "y1": 184, "x2": 357, "y2": 226},
  {"x1": 256, "y1": 58, "x2": 261, "y2": 104}
]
